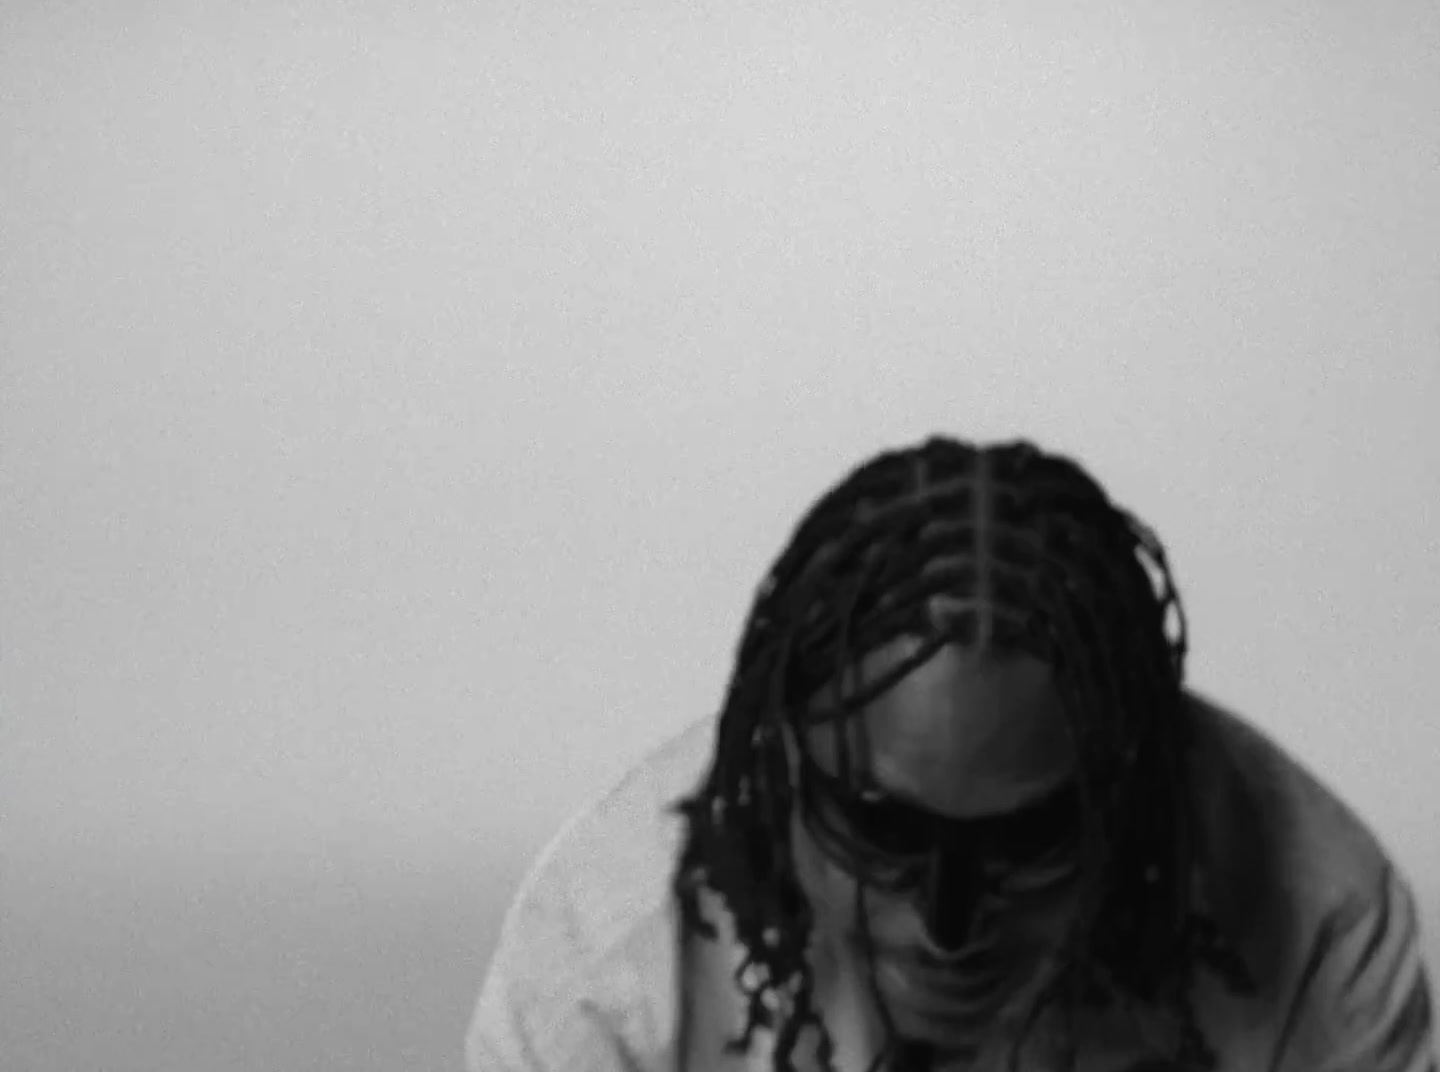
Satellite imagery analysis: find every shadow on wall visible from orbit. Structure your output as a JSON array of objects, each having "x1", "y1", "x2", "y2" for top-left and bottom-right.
[{"x1": 2, "y1": 848, "x2": 525, "y2": 1072}]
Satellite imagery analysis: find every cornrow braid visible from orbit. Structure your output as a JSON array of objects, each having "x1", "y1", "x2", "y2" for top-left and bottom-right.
[{"x1": 668, "y1": 436, "x2": 1257, "y2": 1072}]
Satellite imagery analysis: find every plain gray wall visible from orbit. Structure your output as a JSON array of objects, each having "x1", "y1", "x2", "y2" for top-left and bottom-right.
[{"x1": 2, "y1": 2, "x2": 1436, "y2": 1070}]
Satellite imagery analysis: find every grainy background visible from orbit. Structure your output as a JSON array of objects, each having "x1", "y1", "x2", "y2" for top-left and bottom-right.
[{"x1": 3, "y1": 1, "x2": 1436, "y2": 1069}]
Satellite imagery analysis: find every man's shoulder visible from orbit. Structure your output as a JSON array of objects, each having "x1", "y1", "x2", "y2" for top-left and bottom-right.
[
  {"x1": 492, "y1": 712, "x2": 719, "y2": 980},
  {"x1": 1192, "y1": 692, "x2": 1392, "y2": 865},
  {"x1": 548, "y1": 710, "x2": 719, "y2": 892},
  {"x1": 468, "y1": 714, "x2": 719, "y2": 1070},
  {"x1": 1187, "y1": 690, "x2": 1398, "y2": 936},
  {"x1": 1182, "y1": 693, "x2": 1434, "y2": 1072}
]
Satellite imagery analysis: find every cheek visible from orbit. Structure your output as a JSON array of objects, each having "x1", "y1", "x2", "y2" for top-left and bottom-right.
[
  {"x1": 787, "y1": 811, "x2": 907, "y2": 935},
  {"x1": 1004, "y1": 885, "x2": 1084, "y2": 946},
  {"x1": 788, "y1": 811, "x2": 852, "y2": 920}
]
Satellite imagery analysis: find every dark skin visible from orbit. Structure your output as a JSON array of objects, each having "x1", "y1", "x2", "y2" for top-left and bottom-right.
[{"x1": 782, "y1": 638, "x2": 1095, "y2": 1068}]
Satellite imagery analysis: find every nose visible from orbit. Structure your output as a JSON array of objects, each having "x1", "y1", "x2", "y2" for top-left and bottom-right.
[{"x1": 919, "y1": 846, "x2": 984, "y2": 954}]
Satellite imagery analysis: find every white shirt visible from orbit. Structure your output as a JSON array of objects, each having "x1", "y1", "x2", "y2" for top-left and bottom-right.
[{"x1": 465, "y1": 692, "x2": 1436, "y2": 1071}]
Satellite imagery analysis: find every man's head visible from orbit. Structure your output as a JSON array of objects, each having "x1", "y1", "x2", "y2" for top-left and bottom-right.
[
  {"x1": 671, "y1": 436, "x2": 1252, "y2": 1072},
  {"x1": 784, "y1": 640, "x2": 1085, "y2": 1061}
]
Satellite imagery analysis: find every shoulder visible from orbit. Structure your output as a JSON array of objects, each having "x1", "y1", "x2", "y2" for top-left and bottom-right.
[
  {"x1": 465, "y1": 713, "x2": 720, "y2": 1070},
  {"x1": 1184, "y1": 692, "x2": 1433, "y2": 1053},
  {"x1": 1187, "y1": 693, "x2": 1438, "y2": 1069},
  {"x1": 479, "y1": 711, "x2": 718, "y2": 993},
  {"x1": 1186, "y1": 689, "x2": 1398, "y2": 912}
]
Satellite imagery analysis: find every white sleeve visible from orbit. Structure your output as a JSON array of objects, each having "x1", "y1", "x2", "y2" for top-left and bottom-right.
[
  {"x1": 465, "y1": 729, "x2": 700, "y2": 1072},
  {"x1": 463, "y1": 869, "x2": 650, "y2": 1072},
  {"x1": 1275, "y1": 863, "x2": 1437, "y2": 1072}
]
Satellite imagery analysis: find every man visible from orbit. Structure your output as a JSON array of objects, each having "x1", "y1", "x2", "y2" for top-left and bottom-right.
[{"x1": 466, "y1": 435, "x2": 1436, "y2": 1071}]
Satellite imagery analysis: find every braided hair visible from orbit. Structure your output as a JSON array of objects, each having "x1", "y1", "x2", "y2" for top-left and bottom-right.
[{"x1": 668, "y1": 435, "x2": 1257, "y2": 1072}]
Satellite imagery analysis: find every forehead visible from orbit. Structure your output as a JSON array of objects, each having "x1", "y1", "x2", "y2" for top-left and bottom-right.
[{"x1": 796, "y1": 638, "x2": 1077, "y2": 819}]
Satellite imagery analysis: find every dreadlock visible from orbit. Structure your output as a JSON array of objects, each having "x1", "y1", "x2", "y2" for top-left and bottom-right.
[{"x1": 668, "y1": 435, "x2": 1257, "y2": 1072}]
